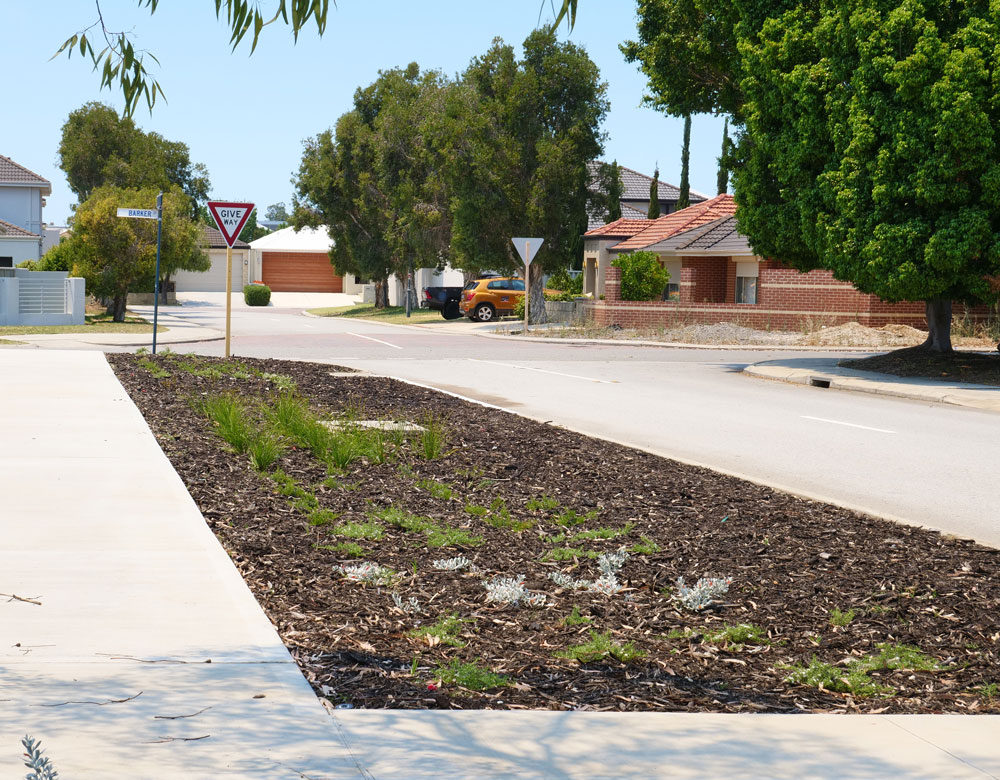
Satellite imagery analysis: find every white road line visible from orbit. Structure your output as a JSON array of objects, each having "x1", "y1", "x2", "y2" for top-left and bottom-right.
[
  {"x1": 347, "y1": 332, "x2": 403, "y2": 350},
  {"x1": 467, "y1": 358, "x2": 616, "y2": 384},
  {"x1": 801, "y1": 415, "x2": 895, "y2": 434}
]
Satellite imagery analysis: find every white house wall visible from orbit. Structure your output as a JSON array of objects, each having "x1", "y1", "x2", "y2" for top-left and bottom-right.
[
  {"x1": 173, "y1": 248, "x2": 248, "y2": 292},
  {"x1": 0, "y1": 237, "x2": 43, "y2": 266},
  {"x1": 0, "y1": 186, "x2": 45, "y2": 236}
]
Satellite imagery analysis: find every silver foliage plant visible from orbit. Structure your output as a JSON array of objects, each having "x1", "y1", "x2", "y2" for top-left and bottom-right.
[
  {"x1": 482, "y1": 575, "x2": 547, "y2": 608},
  {"x1": 547, "y1": 547, "x2": 629, "y2": 596},
  {"x1": 675, "y1": 576, "x2": 733, "y2": 611},
  {"x1": 432, "y1": 556, "x2": 477, "y2": 572},
  {"x1": 391, "y1": 592, "x2": 421, "y2": 613},
  {"x1": 337, "y1": 561, "x2": 395, "y2": 586},
  {"x1": 22, "y1": 735, "x2": 58, "y2": 780}
]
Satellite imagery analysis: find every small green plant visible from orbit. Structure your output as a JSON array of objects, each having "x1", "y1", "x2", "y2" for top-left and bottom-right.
[
  {"x1": 630, "y1": 536, "x2": 661, "y2": 555},
  {"x1": 557, "y1": 630, "x2": 645, "y2": 663},
  {"x1": 371, "y1": 506, "x2": 482, "y2": 548},
  {"x1": 244, "y1": 283, "x2": 271, "y2": 306},
  {"x1": 543, "y1": 547, "x2": 600, "y2": 562},
  {"x1": 137, "y1": 356, "x2": 170, "y2": 378},
  {"x1": 665, "y1": 627, "x2": 697, "y2": 640},
  {"x1": 829, "y1": 608, "x2": 857, "y2": 627},
  {"x1": 202, "y1": 394, "x2": 255, "y2": 452},
  {"x1": 612, "y1": 251, "x2": 670, "y2": 301},
  {"x1": 554, "y1": 509, "x2": 599, "y2": 527},
  {"x1": 464, "y1": 503, "x2": 488, "y2": 517},
  {"x1": 704, "y1": 623, "x2": 766, "y2": 648},
  {"x1": 247, "y1": 431, "x2": 284, "y2": 471},
  {"x1": 308, "y1": 508, "x2": 340, "y2": 526},
  {"x1": 857, "y1": 643, "x2": 944, "y2": 673},
  {"x1": 427, "y1": 526, "x2": 484, "y2": 548},
  {"x1": 333, "y1": 521, "x2": 384, "y2": 540},
  {"x1": 562, "y1": 606, "x2": 592, "y2": 627},
  {"x1": 272, "y1": 469, "x2": 319, "y2": 513},
  {"x1": 316, "y1": 541, "x2": 365, "y2": 557},
  {"x1": 261, "y1": 372, "x2": 296, "y2": 392},
  {"x1": 526, "y1": 495, "x2": 559, "y2": 512},
  {"x1": 484, "y1": 497, "x2": 533, "y2": 531},
  {"x1": 418, "y1": 479, "x2": 455, "y2": 501},
  {"x1": 436, "y1": 659, "x2": 508, "y2": 691},
  {"x1": 409, "y1": 614, "x2": 468, "y2": 647},
  {"x1": 418, "y1": 415, "x2": 447, "y2": 459},
  {"x1": 978, "y1": 682, "x2": 999, "y2": 701},
  {"x1": 781, "y1": 657, "x2": 891, "y2": 698}
]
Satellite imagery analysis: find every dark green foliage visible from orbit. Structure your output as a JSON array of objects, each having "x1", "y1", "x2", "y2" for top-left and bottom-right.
[
  {"x1": 612, "y1": 251, "x2": 670, "y2": 301},
  {"x1": 592, "y1": 160, "x2": 625, "y2": 223},
  {"x1": 244, "y1": 284, "x2": 271, "y2": 306},
  {"x1": 647, "y1": 166, "x2": 660, "y2": 219},
  {"x1": 717, "y1": 117, "x2": 732, "y2": 195},
  {"x1": 677, "y1": 115, "x2": 691, "y2": 210}
]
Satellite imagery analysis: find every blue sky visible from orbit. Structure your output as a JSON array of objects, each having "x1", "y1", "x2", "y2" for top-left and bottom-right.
[{"x1": 6, "y1": 1, "x2": 728, "y2": 225}]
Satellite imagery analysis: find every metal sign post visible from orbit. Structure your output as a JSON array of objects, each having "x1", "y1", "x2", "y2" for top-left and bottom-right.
[
  {"x1": 116, "y1": 201, "x2": 163, "y2": 353},
  {"x1": 511, "y1": 237, "x2": 544, "y2": 330},
  {"x1": 206, "y1": 201, "x2": 256, "y2": 359}
]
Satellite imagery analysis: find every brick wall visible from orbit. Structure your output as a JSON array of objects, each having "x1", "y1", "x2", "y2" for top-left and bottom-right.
[{"x1": 591, "y1": 261, "x2": 992, "y2": 331}]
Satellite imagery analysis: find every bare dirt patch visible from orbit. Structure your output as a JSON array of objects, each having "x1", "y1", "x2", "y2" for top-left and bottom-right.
[{"x1": 109, "y1": 353, "x2": 1000, "y2": 714}]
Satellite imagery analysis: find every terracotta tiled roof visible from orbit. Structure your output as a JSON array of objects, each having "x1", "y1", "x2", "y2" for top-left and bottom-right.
[
  {"x1": 200, "y1": 224, "x2": 249, "y2": 249},
  {"x1": 0, "y1": 217, "x2": 39, "y2": 238},
  {"x1": 0, "y1": 155, "x2": 52, "y2": 192},
  {"x1": 608, "y1": 194, "x2": 738, "y2": 252},
  {"x1": 584, "y1": 216, "x2": 654, "y2": 239}
]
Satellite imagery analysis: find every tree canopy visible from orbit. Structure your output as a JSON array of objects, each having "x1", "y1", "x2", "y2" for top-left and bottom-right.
[
  {"x1": 72, "y1": 186, "x2": 207, "y2": 320},
  {"x1": 59, "y1": 102, "x2": 210, "y2": 215},
  {"x1": 625, "y1": 0, "x2": 1000, "y2": 350}
]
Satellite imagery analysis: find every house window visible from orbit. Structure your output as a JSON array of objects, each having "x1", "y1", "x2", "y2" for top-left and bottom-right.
[
  {"x1": 0, "y1": 257, "x2": 12, "y2": 268},
  {"x1": 665, "y1": 283, "x2": 680, "y2": 301},
  {"x1": 735, "y1": 261, "x2": 758, "y2": 304}
]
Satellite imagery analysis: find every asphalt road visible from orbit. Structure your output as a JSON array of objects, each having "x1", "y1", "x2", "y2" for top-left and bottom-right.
[{"x1": 143, "y1": 303, "x2": 1000, "y2": 547}]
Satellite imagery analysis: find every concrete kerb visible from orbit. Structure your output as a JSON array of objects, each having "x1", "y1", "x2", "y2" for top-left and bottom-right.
[{"x1": 745, "y1": 359, "x2": 1000, "y2": 413}]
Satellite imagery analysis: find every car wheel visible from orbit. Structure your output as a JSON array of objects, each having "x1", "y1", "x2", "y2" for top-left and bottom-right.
[
  {"x1": 474, "y1": 303, "x2": 496, "y2": 322},
  {"x1": 442, "y1": 300, "x2": 462, "y2": 320}
]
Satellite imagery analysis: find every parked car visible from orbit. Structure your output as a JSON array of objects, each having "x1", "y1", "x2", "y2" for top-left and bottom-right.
[
  {"x1": 459, "y1": 277, "x2": 560, "y2": 322},
  {"x1": 422, "y1": 285, "x2": 464, "y2": 319}
]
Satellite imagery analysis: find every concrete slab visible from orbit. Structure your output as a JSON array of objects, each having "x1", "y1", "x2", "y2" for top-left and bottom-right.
[
  {"x1": 0, "y1": 350, "x2": 347, "y2": 776},
  {"x1": 329, "y1": 710, "x2": 1000, "y2": 779}
]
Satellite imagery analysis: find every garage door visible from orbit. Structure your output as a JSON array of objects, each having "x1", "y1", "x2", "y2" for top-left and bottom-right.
[
  {"x1": 173, "y1": 251, "x2": 245, "y2": 292},
  {"x1": 262, "y1": 252, "x2": 343, "y2": 292}
]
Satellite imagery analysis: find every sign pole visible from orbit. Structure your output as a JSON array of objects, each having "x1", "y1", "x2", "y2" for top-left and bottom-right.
[
  {"x1": 225, "y1": 245, "x2": 232, "y2": 358},
  {"x1": 524, "y1": 241, "x2": 530, "y2": 331},
  {"x1": 152, "y1": 192, "x2": 163, "y2": 355}
]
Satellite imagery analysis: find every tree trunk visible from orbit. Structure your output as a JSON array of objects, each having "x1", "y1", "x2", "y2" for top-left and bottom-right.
[
  {"x1": 528, "y1": 264, "x2": 548, "y2": 325},
  {"x1": 921, "y1": 298, "x2": 953, "y2": 352},
  {"x1": 112, "y1": 293, "x2": 127, "y2": 323},
  {"x1": 374, "y1": 277, "x2": 389, "y2": 308}
]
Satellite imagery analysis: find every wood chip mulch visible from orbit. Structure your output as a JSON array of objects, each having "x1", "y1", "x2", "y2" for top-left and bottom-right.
[
  {"x1": 843, "y1": 347, "x2": 1000, "y2": 387},
  {"x1": 108, "y1": 353, "x2": 1000, "y2": 714}
]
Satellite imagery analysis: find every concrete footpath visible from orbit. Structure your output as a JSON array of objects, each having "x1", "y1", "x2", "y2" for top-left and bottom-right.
[
  {"x1": 746, "y1": 357, "x2": 1000, "y2": 413},
  {"x1": 2, "y1": 351, "x2": 999, "y2": 778}
]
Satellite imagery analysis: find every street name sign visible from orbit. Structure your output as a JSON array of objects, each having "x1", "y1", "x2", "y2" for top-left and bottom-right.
[
  {"x1": 207, "y1": 201, "x2": 255, "y2": 247},
  {"x1": 512, "y1": 237, "x2": 544, "y2": 265},
  {"x1": 117, "y1": 207, "x2": 157, "y2": 219}
]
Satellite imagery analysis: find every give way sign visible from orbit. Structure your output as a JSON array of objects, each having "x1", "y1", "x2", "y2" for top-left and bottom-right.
[{"x1": 207, "y1": 201, "x2": 255, "y2": 247}]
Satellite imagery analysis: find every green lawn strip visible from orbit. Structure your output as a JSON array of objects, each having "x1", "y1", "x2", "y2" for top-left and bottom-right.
[
  {"x1": 0, "y1": 319, "x2": 164, "y2": 335},
  {"x1": 305, "y1": 304, "x2": 445, "y2": 324}
]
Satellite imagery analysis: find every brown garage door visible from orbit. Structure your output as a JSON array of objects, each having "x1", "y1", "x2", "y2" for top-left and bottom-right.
[{"x1": 261, "y1": 252, "x2": 343, "y2": 292}]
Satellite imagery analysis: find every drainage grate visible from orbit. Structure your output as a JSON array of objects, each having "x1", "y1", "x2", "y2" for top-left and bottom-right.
[{"x1": 809, "y1": 377, "x2": 831, "y2": 388}]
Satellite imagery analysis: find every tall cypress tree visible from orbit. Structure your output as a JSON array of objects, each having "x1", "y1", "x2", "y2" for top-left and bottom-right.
[
  {"x1": 647, "y1": 165, "x2": 660, "y2": 219},
  {"x1": 677, "y1": 114, "x2": 692, "y2": 209},
  {"x1": 717, "y1": 117, "x2": 731, "y2": 195}
]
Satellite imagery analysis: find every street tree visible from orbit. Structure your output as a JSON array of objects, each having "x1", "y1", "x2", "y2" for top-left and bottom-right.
[
  {"x1": 72, "y1": 186, "x2": 207, "y2": 321},
  {"x1": 717, "y1": 117, "x2": 731, "y2": 195},
  {"x1": 592, "y1": 161, "x2": 625, "y2": 223},
  {"x1": 265, "y1": 203, "x2": 290, "y2": 222},
  {"x1": 624, "y1": 0, "x2": 1000, "y2": 352},
  {"x1": 443, "y1": 30, "x2": 608, "y2": 322}
]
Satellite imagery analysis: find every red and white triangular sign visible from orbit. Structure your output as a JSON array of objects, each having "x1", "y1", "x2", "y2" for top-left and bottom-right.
[{"x1": 207, "y1": 201, "x2": 255, "y2": 247}]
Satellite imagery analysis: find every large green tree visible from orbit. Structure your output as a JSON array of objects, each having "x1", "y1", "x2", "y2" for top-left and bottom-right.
[
  {"x1": 625, "y1": 0, "x2": 1000, "y2": 351},
  {"x1": 59, "y1": 102, "x2": 210, "y2": 215},
  {"x1": 72, "y1": 186, "x2": 207, "y2": 321},
  {"x1": 592, "y1": 161, "x2": 625, "y2": 223},
  {"x1": 648, "y1": 166, "x2": 660, "y2": 219},
  {"x1": 677, "y1": 114, "x2": 692, "y2": 209},
  {"x1": 442, "y1": 30, "x2": 609, "y2": 322}
]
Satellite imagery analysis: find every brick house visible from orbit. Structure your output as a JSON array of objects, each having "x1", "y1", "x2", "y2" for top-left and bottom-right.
[{"x1": 583, "y1": 195, "x2": 938, "y2": 330}]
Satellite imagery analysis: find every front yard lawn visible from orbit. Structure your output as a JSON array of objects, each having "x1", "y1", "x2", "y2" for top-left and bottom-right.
[
  {"x1": 306, "y1": 303, "x2": 451, "y2": 325},
  {"x1": 0, "y1": 312, "x2": 164, "y2": 335},
  {"x1": 109, "y1": 352, "x2": 1000, "y2": 713}
]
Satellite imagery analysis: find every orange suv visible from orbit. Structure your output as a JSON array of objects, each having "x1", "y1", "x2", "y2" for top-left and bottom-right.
[
  {"x1": 460, "y1": 276, "x2": 562, "y2": 321},
  {"x1": 460, "y1": 277, "x2": 526, "y2": 321}
]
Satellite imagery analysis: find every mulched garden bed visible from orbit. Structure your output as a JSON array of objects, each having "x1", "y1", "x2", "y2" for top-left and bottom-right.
[
  {"x1": 109, "y1": 353, "x2": 1000, "y2": 714},
  {"x1": 842, "y1": 347, "x2": 1000, "y2": 387}
]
